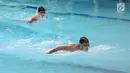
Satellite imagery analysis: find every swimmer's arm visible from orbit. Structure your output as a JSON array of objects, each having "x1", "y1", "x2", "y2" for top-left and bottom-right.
[
  {"x1": 46, "y1": 45, "x2": 69, "y2": 54},
  {"x1": 26, "y1": 15, "x2": 38, "y2": 23},
  {"x1": 12, "y1": 18, "x2": 27, "y2": 22},
  {"x1": 12, "y1": 18, "x2": 32, "y2": 23}
]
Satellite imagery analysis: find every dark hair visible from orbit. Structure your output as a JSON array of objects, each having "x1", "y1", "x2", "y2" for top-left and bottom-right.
[
  {"x1": 38, "y1": 6, "x2": 45, "y2": 12},
  {"x1": 79, "y1": 37, "x2": 89, "y2": 46}
]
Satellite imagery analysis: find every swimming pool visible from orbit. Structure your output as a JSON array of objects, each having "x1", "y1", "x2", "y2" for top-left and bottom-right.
[{"x1": 0, "y1": 0, "x2": 130, "y2": 73}]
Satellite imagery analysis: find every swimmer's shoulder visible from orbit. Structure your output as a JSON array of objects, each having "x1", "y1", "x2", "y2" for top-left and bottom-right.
[
  {"x1": 67, "y1": 44, "x2": 79, "y2": 48},
  {"x1": 31, "y1": 15, "x2": 39, "y2": 20}
]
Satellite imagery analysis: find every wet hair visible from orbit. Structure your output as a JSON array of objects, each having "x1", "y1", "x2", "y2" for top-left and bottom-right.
[
  {"x1": 38, "y1": 6, "x2": 45, "y2": 12},
  {"x1": 79, "y1": 37, "x2": 89, "y2": 46}
]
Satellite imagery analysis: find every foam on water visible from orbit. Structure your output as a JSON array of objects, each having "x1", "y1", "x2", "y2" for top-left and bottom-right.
[
  {"x1": 53, "y1": 17, "x2": 64, "y2": 21},
  {"x1": 88, "y1": 45, "x2": 113, "y2": 53}
]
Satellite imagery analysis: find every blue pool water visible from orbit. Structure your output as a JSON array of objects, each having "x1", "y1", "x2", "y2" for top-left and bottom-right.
[{"x1": 0, "y1": 0, "x2": 130, "y2": 73}]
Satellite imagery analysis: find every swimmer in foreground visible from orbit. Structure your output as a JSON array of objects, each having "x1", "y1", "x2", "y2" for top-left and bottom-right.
[
  {"x1": 15, "y1": 6, "x2": 47, "y2": 23},
  {"x1": 46, "y1": 37, "x2": 89, "y2": 54}
]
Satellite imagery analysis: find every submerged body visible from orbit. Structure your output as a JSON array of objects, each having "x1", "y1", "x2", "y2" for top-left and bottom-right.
[{"x1": 14, "y1": 6, "x2": 47, "y2": 23}]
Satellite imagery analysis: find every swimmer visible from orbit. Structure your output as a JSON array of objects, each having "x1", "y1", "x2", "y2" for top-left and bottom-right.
[
  {"x1": 46, "y1": 37, "x2": 89, "y2": 54},
  {"x1": 14, "y1": 6, "x2": 47, "y2": 23}
]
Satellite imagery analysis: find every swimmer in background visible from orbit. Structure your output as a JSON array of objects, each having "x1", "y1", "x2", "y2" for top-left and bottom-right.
[
  {"x1": 46, "y1": 37, "x2": 89, "y2": 54},
  {"x1": 14, "y1": 6, "x2": 47, "y2": 23}
]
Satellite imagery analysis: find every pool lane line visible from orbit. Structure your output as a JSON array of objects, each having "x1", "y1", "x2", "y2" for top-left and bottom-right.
[
  {"x1": 25, "y1": 5, "x2": 130, "y2": 22},
  {"x1": 49, "y1": 12, "x2": 130, "y2": 22},
  {"x1": 1, "y1": 4, "x2": 130, "y2": 22}
]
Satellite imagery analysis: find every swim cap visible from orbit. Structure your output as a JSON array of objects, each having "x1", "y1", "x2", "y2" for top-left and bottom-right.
[
  {"x1": 38, "y1": 6, "x2": 45, "y2": 12},
  {"x1": 79, "y1": 37, "x2": 89, "y2": 46}
]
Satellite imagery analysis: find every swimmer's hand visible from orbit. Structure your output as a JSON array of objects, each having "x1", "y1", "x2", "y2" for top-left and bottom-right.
[{"x1": 45, "y1": 50, "x2": 51, "y2": 54}]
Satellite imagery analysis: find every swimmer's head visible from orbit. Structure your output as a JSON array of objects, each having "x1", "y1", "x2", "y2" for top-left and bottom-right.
[
  {"x1": 38, "y1": 6, "x2": 46, "y2": 17},
  {"x1": 79, "y1": 37, "x2": 89, "y2": 51},
  {"x1": 79, "y1": 37, "x2": 89, "y2": 46},
  {"x1": 38, "y1": 6, "x2": 45, "y2": 13}
]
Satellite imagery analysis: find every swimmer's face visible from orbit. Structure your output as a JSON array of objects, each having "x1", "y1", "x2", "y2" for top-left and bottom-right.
[
  {"x1": 39, "y1": 11, "x2": 45, "y2": 17},
  {"x1": 80, "y1": 42, "x2": 89, "y2": 50}
]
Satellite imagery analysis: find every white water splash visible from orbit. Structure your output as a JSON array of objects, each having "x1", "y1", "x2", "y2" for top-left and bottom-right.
[
  {"x1": 53, "y1": 17, "x2": 64, "y2": 21},
  {"x1": 30, "y1": 40, "x2": 62, "y2": 48},
  {"x1": 53, "y1": 51, "x2": 80, "y2": 56},
  {"x1": 88, "y1": 45, "x2": 112, "y2": 53},
  {"x1": 0, "y1": 38, "x2": 33, "y2": 52}
]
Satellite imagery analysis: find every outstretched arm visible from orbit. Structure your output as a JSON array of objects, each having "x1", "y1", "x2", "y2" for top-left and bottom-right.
[
  {"x1": 46, "y1": 45, "x2": 69, "y2": 54},
  {"x1": 12, "y1": 18, "x2": 33, "y2": 23}
]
